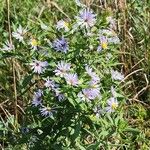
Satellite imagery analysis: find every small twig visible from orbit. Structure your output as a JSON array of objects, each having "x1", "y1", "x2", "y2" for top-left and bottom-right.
[
  {"x1": 129, "y1": 98, "x2": 150, "y2": 108},
  {"x1": 50, "y1": 1, "x2": 71, "y2": 21},
  {"x1": 130, "y1": 58, "x2": 144, "y2": 70},
  {"x1": 120, "y1": 68, "x2": 143, "y2": 83},
  {"x1": 17, "y1": 104, "x2": 25, "y2": 115},
  {"x1": 133, "y1": 74, "x2": 149, "y2": 99},
  {"x1": 38, "y1": 6, "x2": 45, "y2": 18}
]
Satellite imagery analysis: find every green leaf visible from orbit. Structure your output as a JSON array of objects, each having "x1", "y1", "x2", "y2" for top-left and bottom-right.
[
  {"x1": 71, "y1": 121, "x2": 82, "y2": 141},
  {"x1": 21, "y1": 74, "x2": 33, "y2": 88},
  {"x1": 87, "y1": 142, "x2": 101, "y2": 150},
  {"x1": 123, "y1": 127, "x2": 141, "y2": 133}
]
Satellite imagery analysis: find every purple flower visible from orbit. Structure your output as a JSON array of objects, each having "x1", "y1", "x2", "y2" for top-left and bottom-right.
[
  {"x1": 1, "y1": 40, "x2": 14, "y2": 51},
  {"x1": 40, "y1": 106, "x2": 55, "y2": 117},
  {"x1": 30, "y1": 60, "x2": 48, "y2": 74},
  {"x1": 76, "y1": 8, "x2": 96, "y2": 28},
  {"x1": 106, "y1": 16, "x2": 117, "y2": 30},
  {"x1": 53, "y1": 38, "x2": 68, "y2": 53},
  {"x1": 65, "y1": 73, "x2": 79, "y2": 86},
  {"x1": 32, "y1": 89, "x2": 43, "y2": 107},
  {"x1": 54, "y1": 61, "x2": 71, "y2": 77},
  {"x1": 78, "y1": 89, "x2": 93, "y2": 102},
  {"x1": 105, "y1": 97, "x2": 118, "y2": 113},
  {"x1": 111, "y1": 70, "x2": 124, "y2": 81},
  {"x1": 44, "y1": 78, "x2": 57, "y2": 90},
  {"x1": 21, "y1": 127, "x2": 30, "y2": 134},
  {"x1": 78, "y1": 87, "x2": 100, "y2": 102},
  {"x1": 89, "y1": 87, "x2": 100, "y2": 99},
  {"x1": 55, "y1": 89, "x2": 65, "y2": 102}
]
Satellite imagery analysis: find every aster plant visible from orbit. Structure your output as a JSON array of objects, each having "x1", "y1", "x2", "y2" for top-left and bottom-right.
[{"x1": 0, "y1": 1, "x2": 131, "y2": 149}]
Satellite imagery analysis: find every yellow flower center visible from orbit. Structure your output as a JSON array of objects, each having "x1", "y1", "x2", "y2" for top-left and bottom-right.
[
  {"x1": 111, "y1": 103, "x2": 118, "y2": 110},
  {"x1": 101, "y1": 42, "x2": 108, "y2": 49},
  {"x1": 64, "y1": 22, "x2": 69, "y2": 27},
  {"x1": 46, "y1": 107, "x2": 51, "y2": 111},
  {"x1": 31, "y1": 39, "x2": 38, "y2": 46}
]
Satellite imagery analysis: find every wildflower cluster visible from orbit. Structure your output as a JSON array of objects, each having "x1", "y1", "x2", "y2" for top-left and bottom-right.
[{"x1": 0, "y1": 1, "x2": 126, "y2": 149}]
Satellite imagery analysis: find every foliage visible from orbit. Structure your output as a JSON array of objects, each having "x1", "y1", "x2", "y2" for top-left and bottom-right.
[{"x1": 0, "y1": 0, "x2": 149, "y2": 149}]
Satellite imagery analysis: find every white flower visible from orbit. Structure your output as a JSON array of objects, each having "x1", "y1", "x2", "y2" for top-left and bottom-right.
[
  {"x1": 30, "y1": 38, "x2": 38, "y2": 50},
  {"x1": 99, "y1": 29, "x2": 116, "y2": 37},
  {"x1": 1, "y1": 40, "x2": 14, "y2": 51},
  {"x1": 111, "y1": 70, "x2": 124, "y2": 81},
  {"x1": 106, "y1": 53, "x2": 112, "y2": 61},
  {"x1": 30, "y1": 60, "x2": 48, "y2": 74},
  {"x1": 40, "y1": 23, "x2": 48, "y2": 30},
  {"x1": 12, "y1": 25, "x2": 27, "y2": 42},
  {"x1": 85, "y1": 66, "x2": 100, "y2": 83},
  {"x1": 105, "y1": 97, "x2": 118, "y2": 113},
  {"x1": 111, "y1": 86, "x2": 117, "y2": 97},
  {"x1": 108, "y1": 36, "x2": 120, "y2": 44},
  {"x1": 75, "y1": 0, "x2": 86, "y2": 7},
  {"x1": 56, "y1": 20, "x2": 69, "y2": 32},
  {"x1": 54, "y1": 61, "x2": 71, "y2": 77}
]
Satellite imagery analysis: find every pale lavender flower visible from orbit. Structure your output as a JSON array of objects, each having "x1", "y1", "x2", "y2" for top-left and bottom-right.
[
  {"x1": 64, "y1": 73, "x2": 79, "y2": 86},
  {"x1": 89, "y1": 88, "x2": 100, "y2": 99},
  {"x1": 78, "y1": 89, "x2": 93, "y2": 102},
  {"x1": 105, "y1": 97, "x2": 118, "y2": 113},
  {"x1": 75, "y1": 8, "x2": 96, "y2": 28},
  {"x1": 40, "y1": 106, "x2": 55, "y2": 117},
  {"x1": 78, "y1": 87, "x2": 100, "y2": 102},
  {"x1": 12, "y1": 25, "x2": 27, "y2": 42},
  {"x1": 85, "y1": 66, "x2": 100, "y2": 83},
  {"x1": 54, "y1": 61, "x2": 71, "y2": 77},
  {"x1": 108, "y1": 36, "x2": 120, "y2": 44},
  {"x1": 56, "y1": 20, "x2": 69, "y2": 32},
  {"x1": 30, "y1": 60, "x2": 48, "y2": 74},
  {"x1": 106, "y1": 16, "x2": 116, "y2": 30},
  {"x1": 32, "y1": 89, "x2": 43, "y2": 107},
  {"x1": 44, "y1": 78, "x2": 56, "y2": 90},
  {"x1": 54, "y1": 89, "x2": 65, "y2": 101},
  {"x1": 97, "y1": 46, "x2": 102, "y2": 52},
  {"x1": 1, "y1": 40, "x2": 14, "y2": 51},
  {"x1": 111, "y1": 70, "x2": 124, "y2": 81},
  {"x1": 53, "y1": 38, "x2": 68, "y2": 53}
]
